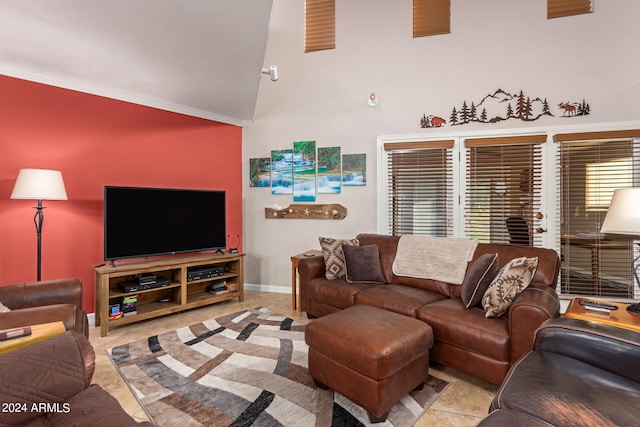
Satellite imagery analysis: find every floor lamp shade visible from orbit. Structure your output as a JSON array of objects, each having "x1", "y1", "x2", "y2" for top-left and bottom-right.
[{"x1": 10, "y1": 169, "x2": 68, "y2": 201}]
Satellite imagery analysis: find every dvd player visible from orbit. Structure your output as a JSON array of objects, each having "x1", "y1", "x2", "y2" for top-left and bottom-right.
[
  {"x1": 119, "y1": 279, "x2": 172, "y2": 293},
  {"x1": 187, "y1": 266, "x2": 224, "y2": 282}
]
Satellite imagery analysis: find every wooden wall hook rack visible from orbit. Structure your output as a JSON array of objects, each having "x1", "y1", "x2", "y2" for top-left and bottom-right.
[{"x1": 265, "y1": 204, "x2": 347, "y2": 220}]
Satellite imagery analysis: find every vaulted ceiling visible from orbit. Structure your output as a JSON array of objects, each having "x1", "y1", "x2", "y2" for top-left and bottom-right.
[{"x1": 0, "y1": 0, "x2": 273, "y2": 126}]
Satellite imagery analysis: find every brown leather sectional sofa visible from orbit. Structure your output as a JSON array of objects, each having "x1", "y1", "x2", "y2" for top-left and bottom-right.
[
  {"x1": 0, "y1": 278, "x2": 89, "y2": 337},
  {"x1": 298, "y1": 233, "x2": 561, "y2": 385}
]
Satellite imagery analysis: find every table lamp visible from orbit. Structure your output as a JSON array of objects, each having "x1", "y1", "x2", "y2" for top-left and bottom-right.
[
  {"x1": 600, "y1": 187, "x2": 640, "y2": 314},
  {"x1": 11, "y1": 168, "x2": 68, "y2": 281}
]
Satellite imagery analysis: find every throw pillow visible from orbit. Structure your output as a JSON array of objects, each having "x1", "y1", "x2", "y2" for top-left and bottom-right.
[
  {"x1": 0, "y1": 301, "x2": 11, "y2": 313},
  {"x1": 461, "y1": 253, "x2": 499, "y2": 308},
  {"x1": 482, "y1": 256, "x2": 539, "y2": 318},
  {"x1": 319, "y1": 236, "x2": 360, "y2": 280},
  {"x1": 342, "y1": 244, "x2": 386, "y2": 283}
]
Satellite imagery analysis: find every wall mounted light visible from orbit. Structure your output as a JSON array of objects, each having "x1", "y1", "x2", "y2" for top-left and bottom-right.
[
  {"x1": 368, "y1": 93, "x2": 378, "y2": 107},
  {"x1": 261, "y1": 65, "x2": 278, "y2": 81}
]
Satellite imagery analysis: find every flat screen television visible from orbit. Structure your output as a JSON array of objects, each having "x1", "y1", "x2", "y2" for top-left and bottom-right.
[{"x1": 104, "y1": 186, "x2": 226, "y2": 261}]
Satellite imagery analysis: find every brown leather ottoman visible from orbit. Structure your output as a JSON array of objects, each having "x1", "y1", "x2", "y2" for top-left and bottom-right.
[{"x1": 305, "y1": 304, "x2": 433, "y2": 422}]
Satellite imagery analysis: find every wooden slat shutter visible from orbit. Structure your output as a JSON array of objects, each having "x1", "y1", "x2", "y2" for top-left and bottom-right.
[
  {"x1": 385, "y1": 140, "x2": 454, "y2": 237},
  {"x1": 413, "y1": 0, "x2": 450, "y2": 38},
  {"x1": 548, "y1": 0, "x2": 593, "y2": 19},
  {"x1": 305, "y1": 0, "x2": 335, "y2": 53}
]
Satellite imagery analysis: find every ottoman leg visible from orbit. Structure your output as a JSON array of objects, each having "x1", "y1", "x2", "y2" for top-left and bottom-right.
[
  {"x1": 368, "y1": 410, "x2": 390, "y2": 423},
  {"x1": 313, "y1": 378, "x2": 329, "y2": 390}
]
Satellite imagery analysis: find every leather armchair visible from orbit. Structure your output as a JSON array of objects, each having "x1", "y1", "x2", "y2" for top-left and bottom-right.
[
  {"x1": 478, "y1": 317, "x2": 640, "y2": 426},
  {"x1": 0, "y1": 278, "x2": 89, "y2": 338},
  {"x1": 0, "y1": 331, "x2": 152, "y2": 426}
]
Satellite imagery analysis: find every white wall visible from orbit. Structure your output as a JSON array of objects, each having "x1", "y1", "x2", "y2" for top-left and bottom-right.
[{"x1": 242, "y1": 0, "x2": 640, "y2": 290}]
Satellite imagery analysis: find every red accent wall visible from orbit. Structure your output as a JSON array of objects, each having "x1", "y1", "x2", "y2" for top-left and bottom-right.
[{"x1": 0, "y1": 76, "x2": 242, "y2": 312}]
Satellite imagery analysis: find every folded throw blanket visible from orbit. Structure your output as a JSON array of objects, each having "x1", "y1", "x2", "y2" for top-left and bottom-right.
[{"x1": 392, "y1": 236, "x2": 479, "y2": 284}]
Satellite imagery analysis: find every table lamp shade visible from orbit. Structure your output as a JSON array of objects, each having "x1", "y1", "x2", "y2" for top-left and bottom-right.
[
  {"x1": 600, "y1": 188, "x2": 640, "y2": 237},
  {"x1": 10, "y1": 169, "x2": 68, "y2": 201}
]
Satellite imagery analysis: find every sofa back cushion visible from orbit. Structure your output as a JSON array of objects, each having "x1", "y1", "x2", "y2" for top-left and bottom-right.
[{"x1": 357, "y1": 234, "x2": 560, "y2": 300}]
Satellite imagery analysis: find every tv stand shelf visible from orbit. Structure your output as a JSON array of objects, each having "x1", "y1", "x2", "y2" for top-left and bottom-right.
[{"x1": 94, "y1": 253, "x2": 244, "y2": 336}]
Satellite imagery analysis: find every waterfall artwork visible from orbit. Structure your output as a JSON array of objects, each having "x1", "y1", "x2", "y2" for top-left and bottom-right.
[
  {"x1": 249, "y1": 157, "x2": 270, "y2": 187},
  {"x1": 293, "y1": 140, "x2": 317, "y2": 202},
  {"x1": 317, "y1": 147, "x2": 341, "y2": 194},
  {"x1": 270, "y1": 149, "x2": 293, "y2": 195},
  {"x1": 342, "y1": 153, "x2": 366, "y2": 186}
]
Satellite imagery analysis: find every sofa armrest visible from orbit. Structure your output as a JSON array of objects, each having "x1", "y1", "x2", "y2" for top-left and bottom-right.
[
  {"x1": 534, "y1": 317, "x2": 640, "y2": 383},
  {"x1": 0, "y1": 331, "x2": 94, "y2": 425},
  {"x1": 0, "y1": 278, "x2": 83, "y2": 310},
  {"x1": 507, "y1": 284, "x2": 560, "y2": 364},
  {"x1": 298, "y1": 255, "x2": 325, "y2": 313}
]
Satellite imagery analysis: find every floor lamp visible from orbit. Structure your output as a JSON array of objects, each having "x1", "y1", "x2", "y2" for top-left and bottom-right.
[
  {"x1": 11, "y1": 169, "x2": 68, "y2": 281},
  {"x1": 600, "y1": 187, "x2": 640, "y2": 314}
]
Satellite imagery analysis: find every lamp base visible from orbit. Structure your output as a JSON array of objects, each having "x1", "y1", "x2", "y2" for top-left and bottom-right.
[{"x1": 626, "y1": 303, "x2": 640, "y2": 315}]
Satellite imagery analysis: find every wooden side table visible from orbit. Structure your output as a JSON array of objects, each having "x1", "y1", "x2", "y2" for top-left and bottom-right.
[
  {"x1": 0, "y1": 321, "x2": 67, "y2": 354},
  {"x1": 564, "y1": 298, "x2": 640, "y2": 332},
  {"x1": 291, "y1": 250, "x2": 323, "y2": 311}
]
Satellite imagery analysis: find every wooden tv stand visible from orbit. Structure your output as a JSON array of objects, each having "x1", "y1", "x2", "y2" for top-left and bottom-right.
[{"x1": 94, "y1": 253, "x2": 244, "y2": 336}]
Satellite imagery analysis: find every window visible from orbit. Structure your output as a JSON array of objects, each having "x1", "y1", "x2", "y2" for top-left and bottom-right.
[
  {"x1": 383, "y1": 140, "x2": 454, "y2": 237},
  {"x1": 465, "y1": 135, "x2": 545, "y2": 246},
  {"x1": 413, "y1": 0, "x2": 450, "y2": 38},
  {"x1": 555, "y1": 130, "x2": 640, "y2": 298},
  {"x1": 585, "y1": 158, "x2": 632, "y2": 211},
  {"x1": 547, "y1": 0, "x2": 593, "y2": 19},
  {"x1": 305, "y1": 0, "x2": 335, "y2": 53}
]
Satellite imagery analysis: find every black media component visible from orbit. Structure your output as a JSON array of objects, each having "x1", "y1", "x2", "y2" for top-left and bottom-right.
[
  {"x1": 104, "y1": 186, "x2": 226, "y2": 261},
  {"x1": 187, "y1": 265, "x2": 225, "y2": 282},
  {"x1": 119, "y1": 279, "x2": 172, "y2": 293}
]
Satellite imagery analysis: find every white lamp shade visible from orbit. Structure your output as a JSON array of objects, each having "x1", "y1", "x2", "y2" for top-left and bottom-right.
[
  {"x1": 600, "y1": 187, "x2": 640, "y2": 237},
  {"x1": 10, "y1": 169, "x2": 68, "y2": 201}
]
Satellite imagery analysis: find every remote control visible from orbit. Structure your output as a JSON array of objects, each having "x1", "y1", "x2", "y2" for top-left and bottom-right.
[
  {"x1": 578, "y1": 300, "x2": 618, "y2": 310},
  {"x1": 583, "y1": 305, "x2": 612, "y2": 313}
]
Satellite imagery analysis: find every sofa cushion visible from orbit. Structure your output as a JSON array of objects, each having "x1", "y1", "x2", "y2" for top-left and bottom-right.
[
  {"x1": 308, "y1": 278, "x2": 371, "y2": 310},
  {"x1": 482, "y1": 257, "x2": 538, "y2": 318},
  {"x1": 491, "y1": 351, "x2": 640, "y2": 427},
  {"x1": 342, "y1": 244, "x2": 386, "y2": 283},
  {"x1": 356, "y1": 285, "x2": 447, "y2": 317},
  {"x1": 319, "y1": 236, "x2": 359, "y2": 280},
  {"x1": 461, "y1": 253, "x2": 499, "y2": 308},
  {"x1": 416, "y1": 299, "x2": 509, "y2": 362}
]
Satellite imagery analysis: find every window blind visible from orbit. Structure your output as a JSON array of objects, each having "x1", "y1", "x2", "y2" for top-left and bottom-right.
[
  {"x1": 547, "y1": 0, "x2": 593, "y2": 19},
  {"x1": 465, "y1": 135, "x2": 545, "y2": 246},
  {"x1": 385, "y1": 140, "x2": 454, "y2": 237},
  {"x1": 413, "y1": 0, "x2": 450, "y2": 38},
  {"x1": 305, "y1": 0, "x2": 335, "y2": 53},
  {"x1": 556, "y1": 130, "x2": 640, "y2": 298}
]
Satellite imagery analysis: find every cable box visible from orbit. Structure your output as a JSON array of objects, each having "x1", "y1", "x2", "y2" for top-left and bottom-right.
[
  {"x1": 187, "y1": 266, "x2": 224, "y2": 282},
  {"x1": 119, "y1": 279, "x2": 172, "y2": 293}
]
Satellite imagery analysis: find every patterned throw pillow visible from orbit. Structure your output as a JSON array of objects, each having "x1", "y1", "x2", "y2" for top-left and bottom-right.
[
  {"x1": 319, "y1": 236, "x2": 359, "y2": 280},
  {"x1": 482, "y1": 256, "x2": 538, "y2": 318},
  {"x1": 461, "y1": 253, "x2": 499, "y2": 308},
  {"x1": 0, "y1": 301, "x2": 11, "y2": 313}
]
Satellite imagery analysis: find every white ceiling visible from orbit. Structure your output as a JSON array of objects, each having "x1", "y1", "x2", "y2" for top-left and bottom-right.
[{"x1": 0, "y1": 0, "x2": 273, "y2": 126}]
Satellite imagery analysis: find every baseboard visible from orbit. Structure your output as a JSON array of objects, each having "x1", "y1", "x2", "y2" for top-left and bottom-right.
[{"x1": 244, "y1": 283, "x2": 291, "y2": 294}]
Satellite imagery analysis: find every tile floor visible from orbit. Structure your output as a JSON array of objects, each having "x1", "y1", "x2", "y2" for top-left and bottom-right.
[{"x1": 89, "y1": 291, "x2": 498, "y2": 426}]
